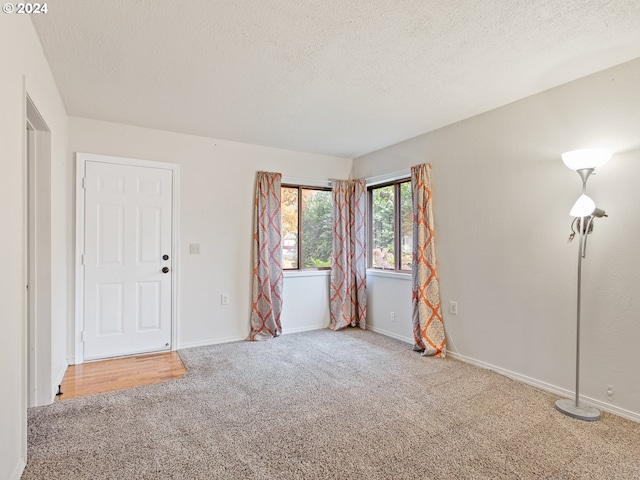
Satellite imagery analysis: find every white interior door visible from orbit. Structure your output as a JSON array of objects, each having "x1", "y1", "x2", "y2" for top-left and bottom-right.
[{"x1": 83, "y1": 160, "x2": 173, "y2": 360}]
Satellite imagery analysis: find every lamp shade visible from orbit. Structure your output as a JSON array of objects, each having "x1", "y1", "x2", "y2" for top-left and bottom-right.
[
  {"x1": 570, "y1": 194, "x2": 596, "y2": 217},
  {"x1": 562, "y1": 148, "x2": 612, "y2": 171}
]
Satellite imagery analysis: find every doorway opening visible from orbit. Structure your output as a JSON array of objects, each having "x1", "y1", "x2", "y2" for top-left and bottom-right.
[{"x1": 26, "y1": 95, "x2": 53, "y2": 407}]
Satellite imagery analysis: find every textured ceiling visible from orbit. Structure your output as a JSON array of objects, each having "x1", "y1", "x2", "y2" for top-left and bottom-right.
[{"x1": 32, "y1": 0, "x2": 640, "y2": 158}]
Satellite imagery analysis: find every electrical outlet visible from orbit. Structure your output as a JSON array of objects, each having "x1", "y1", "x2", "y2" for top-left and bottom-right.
[
  {"x1": 221, "y1": 293, "x2": 229, "y2": 305},
  {"x1": 606, "y1": 385, "x2": 614, "y2": 397},
  {"x1": 449, "y1": 301, "x2": 458, "y2": 315},
  {"x1": 190, "y1": 243, "x2": 201, "y2": 254},
  {"x1": 390, "y1": 312, "x2": 395, "y2": 322}
]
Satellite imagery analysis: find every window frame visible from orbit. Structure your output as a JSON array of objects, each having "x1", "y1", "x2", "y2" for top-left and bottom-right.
[
  {"x1": 281, "y1": 183, "x2": 332, "y2": 271},
  {"x1": 367, "y1": 178, "x2": 412, "y2": 274}
]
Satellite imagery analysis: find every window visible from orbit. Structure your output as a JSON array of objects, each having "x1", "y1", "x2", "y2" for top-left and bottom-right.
[
  {"x1": 369, "y1": 179, "x2": 412, "y2": 272},
  {"x1": 281, "y1": 185, "x2": 332, "y2": 270}
]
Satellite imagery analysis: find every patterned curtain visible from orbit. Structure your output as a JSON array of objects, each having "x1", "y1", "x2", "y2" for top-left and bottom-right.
[
  {"x1": 411, "y1": 164, "x2": 446, "y2": 357},
  {"x1": 329, "y1": 179, "x2": 367, "y2": 330},
  {"x1": 248, "y1": 172, "x2": 283, "y2": 341}
]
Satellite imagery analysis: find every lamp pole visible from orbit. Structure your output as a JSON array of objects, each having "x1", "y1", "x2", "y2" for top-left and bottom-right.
[
  {"x1": 575, "y1": 215, "x2": 584, "y2": 408},
  {"x1": 555, "y1": 169, "x2": 601, "y2": 422}
]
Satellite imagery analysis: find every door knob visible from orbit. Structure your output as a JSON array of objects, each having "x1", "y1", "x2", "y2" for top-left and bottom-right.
[
  {"x1": 162, "y1": 254, "x2": 169, "y2": 261},
  {"x1": 162, "y1": 267, "x2": 170, "y2": 273}
]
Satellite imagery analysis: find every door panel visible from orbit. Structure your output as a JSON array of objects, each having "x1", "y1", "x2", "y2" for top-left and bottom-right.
[
  {"x1": 97, "y1": 204, "x2": 124, "y2": 265},
  {"x1": 97, "y1": 283, "x2": 124, "y2": 334},
  {"x1": 138, "y1": 207, "x2": 161, "y2": 263},
  {"x1": 84, "y1": 161, "x2": 173, "y2": 360},
  {"x1": 137, "y1": 281, "x2": 161, "y2": 330}
]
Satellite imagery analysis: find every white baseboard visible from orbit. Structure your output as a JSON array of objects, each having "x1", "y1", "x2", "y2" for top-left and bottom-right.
[
  {"x1": 367, "y1": 325, "x2": 413, "y2": 345},
  {"x1": 10, "y1": 457, "x2": 26, "y2": 480},
  {"x1": 282, "y1": 325, "x2": 326, "y2": 335},
  {"x1": 178, "y1": 336, "x2": 245, "y2": 350},
  {"x1": 447, "y1": 350, "x2": 640, "y2": 423},
  {"x1": 178, "y1": 326, "x2": 328, "y2": 350}
]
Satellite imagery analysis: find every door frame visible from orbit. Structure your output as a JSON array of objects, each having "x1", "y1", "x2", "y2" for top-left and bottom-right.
[
  {"x1": 25, "y1": 94, "x2": 54, "y2": 407},
  {"x1": 74, "y1": 152, "x2": 180, "y2": 364}
]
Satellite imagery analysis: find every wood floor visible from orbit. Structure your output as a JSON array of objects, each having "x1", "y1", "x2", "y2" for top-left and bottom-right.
[{"x1": 57, "y1": 351, "x2": 186, "y2": 401}]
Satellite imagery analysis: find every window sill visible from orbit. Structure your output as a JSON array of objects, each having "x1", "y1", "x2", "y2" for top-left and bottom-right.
[
  {"x1": 366, "y1": 269, "x2": 412, "y2": 281},
  {"x1": 284, "y1": 270, "x2": 330, "y2": 278}
]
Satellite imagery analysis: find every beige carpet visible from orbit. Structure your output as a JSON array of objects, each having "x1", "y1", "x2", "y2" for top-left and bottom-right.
[{"x1": 23, "y1": 329, "x2": 640, "y2": 479}]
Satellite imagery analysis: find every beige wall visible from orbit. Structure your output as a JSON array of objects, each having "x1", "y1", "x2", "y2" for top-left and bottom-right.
[
  {"x1": 0, "y1": 15, "x2": 69, "y2": 480},
  {"x1": 353, "y1": 57, "x2": 640, "y2": 420}
]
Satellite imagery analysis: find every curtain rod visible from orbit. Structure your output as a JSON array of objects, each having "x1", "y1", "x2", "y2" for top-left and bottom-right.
[{"x1": 281, "y1": 168, "x2": 410, "y2": 188}]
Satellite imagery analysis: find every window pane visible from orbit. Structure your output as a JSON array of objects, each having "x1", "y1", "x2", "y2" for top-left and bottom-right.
[
  {"x1": 400, "y1": 181, "x2": 413, "y2": 271},
  {"x1": 281, "y1": 187, "x2": 298, "y2": 269},
  {"x1": 371, "y1": 185, "x2": 395, "y2": 269},
  {"x1": 301, "y1": 189, "x2": 332, "y2": 268}
]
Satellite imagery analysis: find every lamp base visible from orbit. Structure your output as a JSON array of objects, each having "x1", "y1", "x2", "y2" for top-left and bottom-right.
[{"x1": 555, "y1": 399, "x2": 600, "y2": 421}]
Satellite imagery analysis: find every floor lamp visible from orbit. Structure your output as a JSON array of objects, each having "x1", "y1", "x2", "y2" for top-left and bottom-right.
[{"x1": 555, "y1": 148, "x2": 611, "y2": 422}]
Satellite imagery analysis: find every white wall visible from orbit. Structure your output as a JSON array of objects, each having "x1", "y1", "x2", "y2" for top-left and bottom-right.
[
  {"x1": 68, "y1": 117, "x2": 352, "y2": 351},
  {"x1": 281, "y1": 272, "x2": 332, "y2": 333},
  {"x1": 0, "y1": 15, "x2": 69, "y2": 480},
  {"x1": 365, "y1": 272, "x2": 414, "y2": 342},
  {"x1": 352, "y1": 58, "x2": 640, "y2": 420}
]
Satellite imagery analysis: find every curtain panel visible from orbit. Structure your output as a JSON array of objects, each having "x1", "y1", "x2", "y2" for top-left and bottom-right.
[
  {"x1": 411, "y1": 164, "x2": 446, "y2": 357},
  {"x1": 248, "y1": 172, "x2": 284, "y2": 341},
  {"x1": 329, "y1": 178, "x2": 367, "y2": 330}
]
